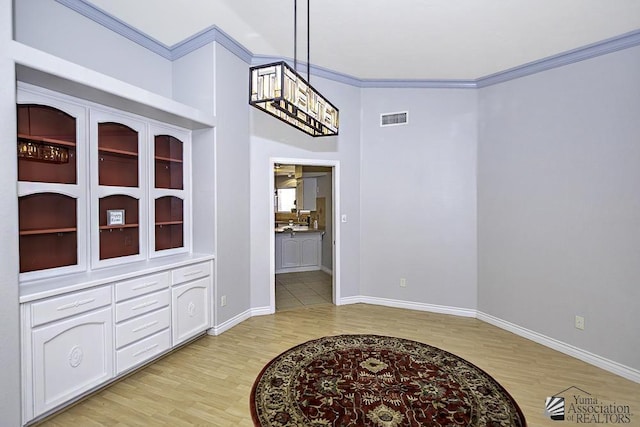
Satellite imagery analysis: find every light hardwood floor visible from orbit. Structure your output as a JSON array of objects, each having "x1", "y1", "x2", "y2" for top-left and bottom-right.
[{"x1": 37, "y1": 304, "x2": 639, "y2": 426}]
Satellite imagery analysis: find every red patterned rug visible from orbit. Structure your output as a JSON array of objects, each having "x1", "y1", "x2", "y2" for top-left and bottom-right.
[{"x1": 250, "y1": 335, "x2": 526, "y2": 426}]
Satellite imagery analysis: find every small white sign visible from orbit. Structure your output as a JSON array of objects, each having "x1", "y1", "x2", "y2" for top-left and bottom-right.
[{"x1": 107, "y1": 209, "x2": 125, "y2": 226}]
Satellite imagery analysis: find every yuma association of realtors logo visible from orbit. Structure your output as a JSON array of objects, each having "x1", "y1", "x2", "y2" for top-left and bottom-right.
[{"x1": 545, "y1": 386, "x2": 633, "y2": 423}]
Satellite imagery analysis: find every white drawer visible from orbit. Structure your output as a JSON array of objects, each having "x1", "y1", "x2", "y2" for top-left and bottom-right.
[
  {"x1": 115, "y1": 272, "x2": 170, "y2": 302},
  {"x1": 116, "y1": 329, "x2": 171, "y2": 374},
  {"x1": 115, "y1": 307, "x2": 170, "y2": 349},
  {"x1": 31, "y1": 286, "x2": 112, "y2": 327},
  {"x1": 172, "y1": 261, "x2": 210, "y2": 286},
  {"x1": 115, "y1": 289, "x2": 170, "y2": 323}
]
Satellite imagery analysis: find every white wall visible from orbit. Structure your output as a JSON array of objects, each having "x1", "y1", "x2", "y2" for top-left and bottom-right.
[
  {"x1": 0, "y1": 0, "x2": 21, "y2": 423},
  {"x1": 478, "y1": 46, "x2": 640, "y2": 370},
  {"x1": 14, "y1": 0, "x2": 173, "y2": 97},
  {"x1": 360, "y1": 88, "x2": 478, "y2": 309},
  {"x1": 250, "y1": 76, "x2": 361, "y2": 308}
]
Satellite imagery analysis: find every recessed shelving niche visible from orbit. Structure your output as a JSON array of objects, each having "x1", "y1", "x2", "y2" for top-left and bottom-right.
[
  {"x1": 99, "y1": 195, "x2": 139, "y2": 260},
  {"x1": 17, "y1": 104, "x2": 77, "y2": 184},
  {"x1": 18, "y1": 193, "x2": 78, "y2": 273},
  {"x1": 155, "y1": 135, "x2": 183, "y2": 190},
  {"x1": 155, "y1": 196, "x2": 184, "y2": 251},
  {"x1": 98, "y1": 122, "x2": 139, "y2": 188}
]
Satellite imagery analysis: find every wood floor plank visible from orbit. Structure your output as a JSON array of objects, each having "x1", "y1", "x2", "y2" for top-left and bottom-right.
[{"x1": 35, "y1": 303, "x2": 640, "y2": 426}]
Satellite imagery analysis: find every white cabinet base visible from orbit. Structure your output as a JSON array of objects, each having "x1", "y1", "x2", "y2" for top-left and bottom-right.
[
  {"x1": 21, "y1": 257, "x2": 213, "y2": 425},
  {"x1": 172, "y1": 278, "x2": 210, "y2": 345},
  {"x1": 31, "y1": 307, "x2": 113, "y2": 416}
]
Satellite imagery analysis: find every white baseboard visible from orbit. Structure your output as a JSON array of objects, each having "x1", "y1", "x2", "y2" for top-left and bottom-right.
[
  {"x1": 477, "y1": 311, "x2": 640, "y2": 383},
  {"x1": 209, "y1": 309, "x2": 252, "y2": 336},
  {"x1": 209, "y1": 306, "x2": 274, "y2": 336},
  {"x1": 338, "y1": 295, "x2": 476, "y2": 318},
  {"x1": 320, "y1": 265, "x2": 333, "y2": 275},
  {"x1": 226, "y1": 295, "x2": 639, "y2": 384},
  {"x1": 251, "y1": 305, "x2": 274, "y2": 317}
]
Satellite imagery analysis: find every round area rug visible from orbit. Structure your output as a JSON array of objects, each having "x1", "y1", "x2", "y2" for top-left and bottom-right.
[{"x1": 250, "y1": 334, "x2": 526, "y2": 426}]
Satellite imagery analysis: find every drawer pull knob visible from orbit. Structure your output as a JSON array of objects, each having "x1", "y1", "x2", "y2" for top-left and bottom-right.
[
  {"x1": 133, "y1": 321, "x2": 159, "y2": 333},
  {"x1": 183, "y1": 270, "x2": 203, "y2": 277},
  {"x1": 133, "y1": 343, "x2": 159, "y2": 358},
  {"x1": 132, "y1": 300, "x2": 159, "y2": 311},
  {"x1": 57, "y1": 298, "x2": 96, "y2": 311},
  {"x1": 132, "y1": 281, "x2": 159, "y2": 291}
]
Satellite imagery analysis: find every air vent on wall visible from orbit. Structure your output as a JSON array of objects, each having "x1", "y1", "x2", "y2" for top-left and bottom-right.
[{"x1": 380, "y1": 111, "x2": 408, "y2": 127}]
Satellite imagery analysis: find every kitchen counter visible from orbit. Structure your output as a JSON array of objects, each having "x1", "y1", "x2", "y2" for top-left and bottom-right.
[
  {"x1": 275, "y1": 225, "x2": 325, "y2": 233},
  {"x1": 275, "y1": 228, "x2": 324, "y2": 273}
]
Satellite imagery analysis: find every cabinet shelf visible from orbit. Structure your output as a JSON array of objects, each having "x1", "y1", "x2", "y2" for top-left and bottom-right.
[
  {"x1": 18, "y1": 134, "x2": 76, "y2": 148},
  {"x1": 99, "y1": 224, "x2": 139, "y2": 231},
  {"x1": 155, "y1": 156, "x2": 183, "y2": 163},
  {"x1": 156, "y1": 221, "x2": 183, "y2": 226},
  {"x1": 20, "y1": 227, "x2": 77, "y2": 236},
  {"x1": 99, "y1": 147, "x2": 138, "y2": 158}
]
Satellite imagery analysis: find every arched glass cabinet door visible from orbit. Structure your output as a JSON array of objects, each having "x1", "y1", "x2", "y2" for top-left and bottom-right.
[
  {"x1": 154, "y1": 134, "x2": 183, "y2": 190},
  {"x1": 16, "y1": 92, "x2": 87, "y2": 279},
  {"x1": 150, "y1": 128, "x2": 189, "y2": 257},
  {"x1": 98, "y1": 122, "x2": 139, "y2": 188},
  {"x1": 17, "y1": 104, "x2": 77, "y2": 184},
  {"x1": 91, "y1": 111, "x2": 146, "y2": 267}
]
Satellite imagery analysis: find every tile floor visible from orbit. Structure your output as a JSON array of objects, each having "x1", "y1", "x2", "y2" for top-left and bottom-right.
[{"x1": 275, "y1": 270, "x2": 333, "y2": 311}]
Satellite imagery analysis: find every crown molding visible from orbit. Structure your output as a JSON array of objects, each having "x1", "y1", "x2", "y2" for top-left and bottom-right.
[
  {"x1": 55, "y1": 0, "x2": 173, "y2": 59},
  {"x1": 477, "y1": 29, "x2": 640, "y2": 88},
  {"x1": 56, "y1": 0, "x2": 640, "y2": 89},
  {"x1": 171, "y1": 25, "x2": 253, "y2": 63}
]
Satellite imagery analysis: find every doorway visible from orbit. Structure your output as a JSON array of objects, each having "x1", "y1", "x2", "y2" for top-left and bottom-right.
[{"x1": 269, "y1": 158, "x2": 340, "y2": 312}]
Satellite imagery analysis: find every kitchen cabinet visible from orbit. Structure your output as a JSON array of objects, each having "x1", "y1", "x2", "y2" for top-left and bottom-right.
[
  {"x1": 296, "y1": 177, "x2": 317, "y2": 211},
  {"x1": 275, "y1": 231, "x2": 323, "y2": 273}
]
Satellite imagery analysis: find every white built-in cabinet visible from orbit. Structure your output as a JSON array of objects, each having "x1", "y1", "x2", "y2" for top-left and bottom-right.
[
  {"x1": 21, "y1": 258, "x2": 213, "y2": 422},
  {"x1": 17, "y1": 84, "x2": 213, "y2": 424},
  {"x1": 275, "y1": 232, "x2": 323, "y2": 273},
  {"x1": 17, "y1": 83, "x2": 192, "y2": 279},
  {"x1": 29, "y1": 293, "x2": 113, "y2": 416}
]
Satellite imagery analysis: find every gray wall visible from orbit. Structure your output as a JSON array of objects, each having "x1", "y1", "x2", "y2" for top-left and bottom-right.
[
  {"x1": 14, "y1": 0, "x2": 173, "y2": 97},
  {"x1": 0, "y1": 0, "x2": 22, "y2": 423},
  {"x1": 360, "y1": 88, "x2": 478, "y2": 309},
  {"x1": 172, "y1": 44, "x2": 215, "y2": 117},
  {"x1": 213, "y1": 43, "x2": 252, "y2": 321},
  {"x1": 249, "y1": 76, "x2": 362, "y2": 308},
  {"x1": 478, "y1": 46, "x2": 640, "y2": 370}
]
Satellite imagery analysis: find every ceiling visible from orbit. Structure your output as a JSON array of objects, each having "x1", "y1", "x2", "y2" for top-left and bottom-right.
[{"x1": 85, "y1": 0, "x2": 640, "y2": 80}]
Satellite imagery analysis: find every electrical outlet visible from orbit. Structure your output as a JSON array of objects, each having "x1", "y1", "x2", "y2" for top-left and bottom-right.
[
  {"x1": 221, "y1": 295, "x2": 227, "y2": 307},
  {"x1": 575, "y1": 315, "x2": 585, "y2": 330},
  {"x1": 400, "y1": 278, "x2": 407, "y2": 288}
]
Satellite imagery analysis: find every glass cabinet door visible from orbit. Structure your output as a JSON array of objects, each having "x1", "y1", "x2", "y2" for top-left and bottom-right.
[
  {"x1": 92, "y1": 112, "x2": 146, "y2": 267},
  {"x1": 151, "y1": 131, "x2": 189, "y2": 256},
  {"x1": 17, "y1": 98, "x2": 86, "y2": 277}
]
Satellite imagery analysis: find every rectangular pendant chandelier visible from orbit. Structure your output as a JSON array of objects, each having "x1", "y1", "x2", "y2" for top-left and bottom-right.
[{"x1": 249, "y1": 61, "x2": 339, "y2": 137}]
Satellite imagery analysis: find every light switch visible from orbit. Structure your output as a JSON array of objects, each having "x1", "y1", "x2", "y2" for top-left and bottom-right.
[{"x1": 341, "y1": 214, "x2": 347, "y2": 223}]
